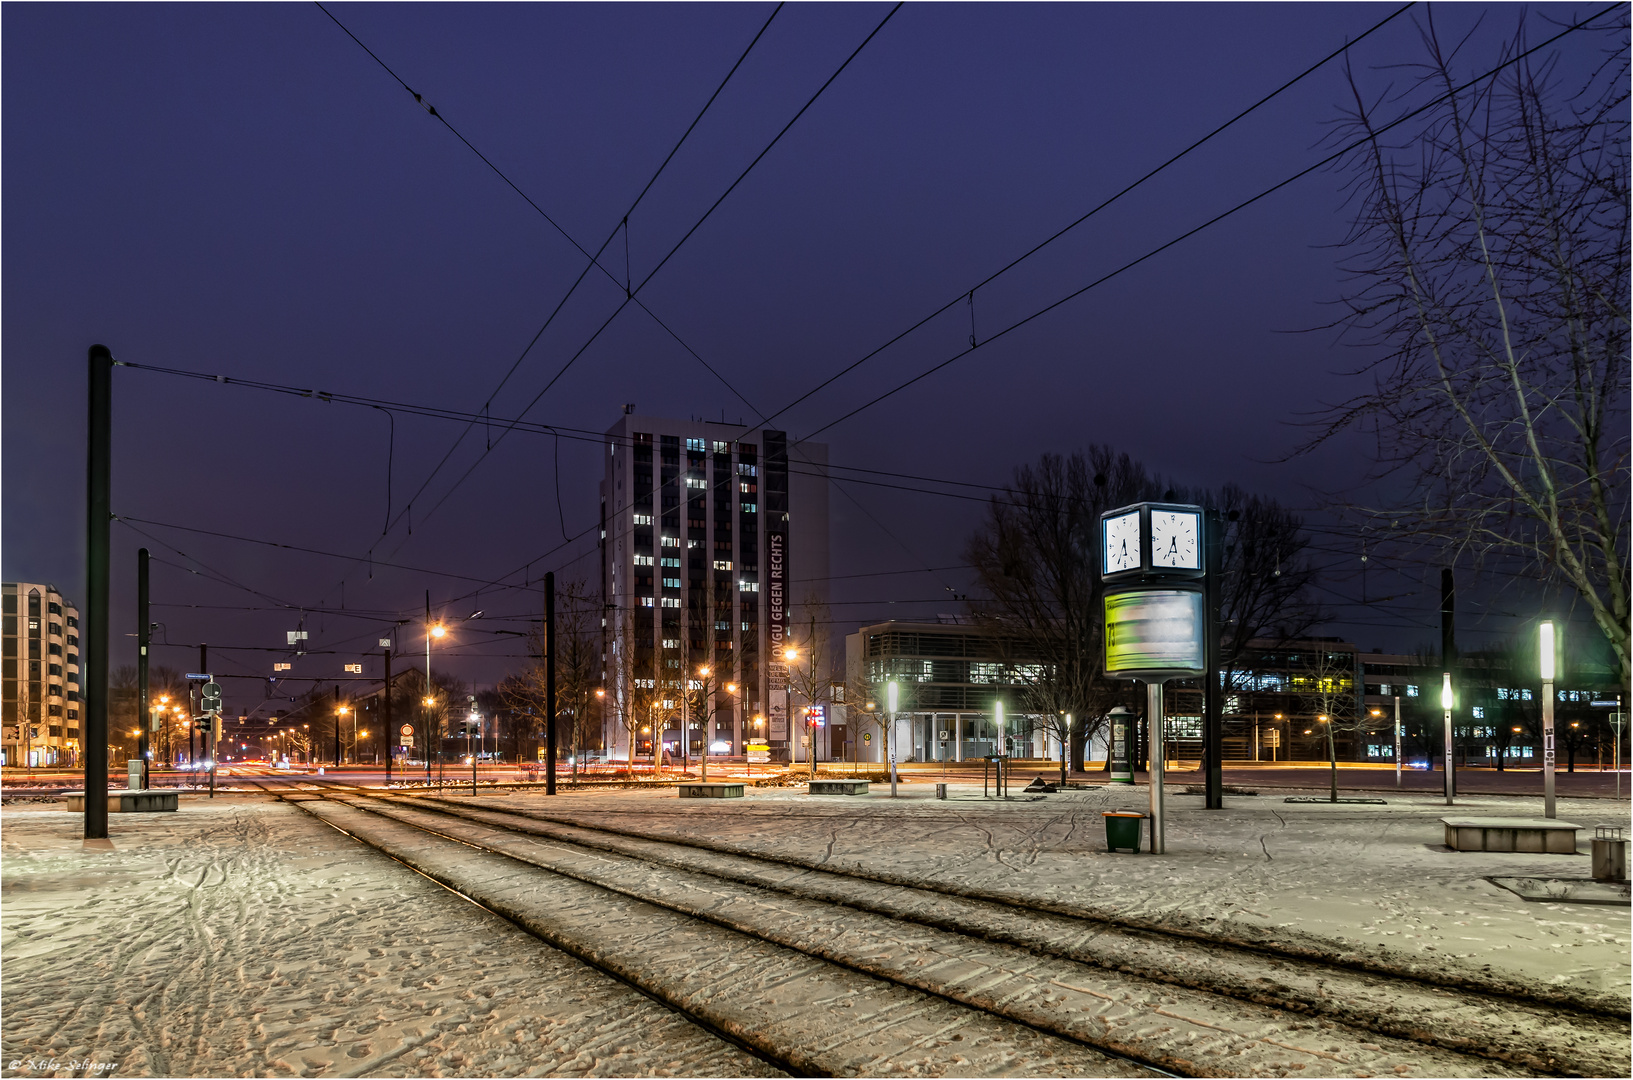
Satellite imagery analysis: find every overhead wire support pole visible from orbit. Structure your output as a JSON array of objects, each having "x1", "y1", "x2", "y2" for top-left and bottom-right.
[
  {"x1": 546, "y1": 572, "x2": 557, "y2": 796},
  {"x1": 137, "y1": 547, "x2": 151, "y2": 790},
  {"x1": 84, "y1": 344, "x2": 114, "y2": 842},
  {"x1": 1203, "y1": 509, "x2": 1223, "y2": 810}
]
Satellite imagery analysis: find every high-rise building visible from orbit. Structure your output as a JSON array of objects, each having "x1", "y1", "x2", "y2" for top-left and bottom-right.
[
  {"x1": 600, "y1": 412, "x2": 828, "y2": 763},
  {"x1": 2, "y1": 582, "x2": 82, "y2": 766}
]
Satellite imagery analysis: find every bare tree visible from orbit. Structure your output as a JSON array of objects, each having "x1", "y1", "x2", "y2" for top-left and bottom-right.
[
  {"x1": 967, "y1": 449, "x2": 1322, "y2": 772},
  {"x1": 1296, "y1": 645, "x2": 1361, "y2": 802},
  {"x1": 1311, "y1": 12, "x2": 1630, "y2": 682},
  {"x1": 786, "y1": 594, "x2": 838, "y2": 773}
]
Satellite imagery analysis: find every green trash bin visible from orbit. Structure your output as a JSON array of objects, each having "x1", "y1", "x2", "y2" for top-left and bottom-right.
[{"x1": 1103, "y1": 811, "x2": 1144, "y2": 853}]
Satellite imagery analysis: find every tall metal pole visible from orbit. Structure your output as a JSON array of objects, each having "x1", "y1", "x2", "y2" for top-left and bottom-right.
[
  {"x1": 383, "y1": 641, "x2": 393, "y2": 784},
  {"x1": 83, "y1": 345, "x2": 114, "y2": 840},
  {"x1": 425, "y1": 591, "x2": 433, "y2": 780},
  {"x1": 1202, "y1": 508, "x2": 1223, "y2": 809},
  {"x1": 137, "y1": 548, "x2": 151, "y2": 790},
  {"x1": 1441, "y1": 568, "x2": 1456, "y2": 802},
  {"x1": 1393, "y1": 694, "x2": 1402, "y2": 787},
  {"x1": 1541, "y1": 621, "x2": 1557, "y2": 819},
  {"x1": 545, "y1": 572, "x2": 558, "y2": 796},
  {"x1": 1147, "y1": 680, "x2": 1166, "y2": 855},
  {"x1": 333, "y1": 685, "x2": 342, "y2": 768},
  {"x1": 201, "y1": 643, "x2": 213, "y2": 797}
]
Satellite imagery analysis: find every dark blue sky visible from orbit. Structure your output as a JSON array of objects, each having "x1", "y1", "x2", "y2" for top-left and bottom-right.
[{"x1": 4, "y1": 3, "x2": 1610, "y2": 693}]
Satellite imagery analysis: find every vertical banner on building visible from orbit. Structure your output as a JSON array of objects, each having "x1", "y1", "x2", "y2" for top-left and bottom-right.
[{"x1": 765, "y1": 431, "x2": 790, "y2": 745}]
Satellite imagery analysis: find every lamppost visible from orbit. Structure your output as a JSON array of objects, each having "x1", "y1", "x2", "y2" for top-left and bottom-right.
[
  {"x1": 784, "y1": 645, "x2": 809, "y2": 774},
  {"x1": 697, "y1": 665, "x2": 713, "y2": 781},
  {"x1": 1441, "y1": 672, "x2": 1455, "y2": 806},
  {"x1": 336, "y1": 703, "x2": 350, "y2": 767},
  {"x1": 421, "y1": 694, "x2": 439, "y2": 782},
  {"x1": 426, "y1": 613, "x2": 446, "y2": 780},
  {"x1": 887, "y1": 679, "x2": 900, "y2": 798},
  {"x1": 1273, "y1": 713, "x2": 1283, "y2": 763},
  {"x1": 591, "y1": 687, "x2": 605, "y2": 778},
  {"x1": 1393, "y1": 696, "x2": 1402, "y2": 785},
  {"x1": 1540, "y1": 620, "x2": 1557, "y2": 818}
]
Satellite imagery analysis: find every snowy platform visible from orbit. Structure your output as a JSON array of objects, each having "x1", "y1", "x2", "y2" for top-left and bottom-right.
[
  {"x1": 808, "y1": 779, "x2": 869, "y2": 795},
  {"x1": 677, "y1": 782, "x2": 744, "y2": 798},
  {"x1": 1443, "y1": 816, "x2": 1580, "y2": 853},
  {"x1": 62, "y1": 789, "x2": 178, "y2": 813}
]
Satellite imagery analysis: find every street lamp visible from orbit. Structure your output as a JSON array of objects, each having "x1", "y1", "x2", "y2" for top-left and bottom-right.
[
  {"x1": 1441, "y1": 671, "x2": 1455, "y2": 806},
  {"x1": 337, "y1": 703, "x2": 350, "y2": 767},
  {"x1": 886, "y1": 679, "x2": 900, "y2": 797},
  {"x1": 1540, "y1": 620, "x2": 1557, "y2": 818},
  {"x1": 697, "y1": 665, "x2": 712, "y2": 781}
]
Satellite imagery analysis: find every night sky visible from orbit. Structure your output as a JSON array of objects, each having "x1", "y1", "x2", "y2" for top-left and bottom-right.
[{"x1": 3, "y1": 3, "x2": 1611, "y2": 698}]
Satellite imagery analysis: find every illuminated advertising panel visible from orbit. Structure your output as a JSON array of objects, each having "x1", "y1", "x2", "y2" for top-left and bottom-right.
[{"x1": 1104, "y1": 587, "x2": 1205, "y2": 678}]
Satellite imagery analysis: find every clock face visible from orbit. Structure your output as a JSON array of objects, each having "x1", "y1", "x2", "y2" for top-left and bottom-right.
[
  {"x1": 1103, "y1": 511, "x2": 1142, "y2": 574},
  {"x1": 1150, "y1": 510, "x2": 1201, "y2": 570}
]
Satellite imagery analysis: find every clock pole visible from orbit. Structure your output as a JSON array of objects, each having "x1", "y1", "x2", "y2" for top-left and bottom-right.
[{"x1": 1147, "y1": 680, "x2": 1166, "y2": 853}]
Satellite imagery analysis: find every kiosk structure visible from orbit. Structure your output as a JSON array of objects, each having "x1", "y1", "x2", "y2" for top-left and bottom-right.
[{"x1": 1101, "y1": 502, "x2": 1209, "y2": 854}]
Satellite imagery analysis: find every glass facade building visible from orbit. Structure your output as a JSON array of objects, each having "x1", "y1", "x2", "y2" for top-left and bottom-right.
[{"x1": 600, "y1": 412, "x2": 828, "y2": 763}]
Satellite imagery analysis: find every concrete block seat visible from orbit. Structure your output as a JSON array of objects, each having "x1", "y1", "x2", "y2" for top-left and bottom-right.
[
  {"x1": 808, "y1": 779, "x2": 869, "y2": 795},
  {"x1": 64, "y1": 789, "x2": 179, "y2": 813},
  {"x1": 677, "y1": 782, "x2": 744, "y2": 799},
  {"x1": 1442, "y1": 817, "x2": 1582, "y2": 854}
]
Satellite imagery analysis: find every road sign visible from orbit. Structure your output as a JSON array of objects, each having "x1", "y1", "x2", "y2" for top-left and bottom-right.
[
  {"x1": 863, "y1": 732, "x2": 872, "y2": 743},
  {"x1": 185, "y1": 672, "x2": 209, "y2": 681},
  {"x1": 939, "y1": 729, "x2": 949, "y2": 741},
  {"x1": 201, "y1": 682, "x2": 222, "y2": 712},
  {"x1": 399, "y1": 724, "x2": 414, "y2": 737},
  {"x1": 344, "y1": 663, "x2": 362, "y2": 673},
  {"x1": 286, "y1": 631, "x2": 307, "y2": 644},
  {"x1": 379, "y1": 638, "x2": 392, "y2": 648},
  {"x1": 273, "y1": 663, "x2": 290, "y2": 672}
]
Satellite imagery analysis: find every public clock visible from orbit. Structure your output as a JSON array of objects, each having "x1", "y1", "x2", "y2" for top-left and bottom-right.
[
  {"x1": 1102, "y1": 510, "x2": 1142, "y2": 575},
  {"x1": 1149, "y1": 509, "x2": 1201, "y2": 571}
]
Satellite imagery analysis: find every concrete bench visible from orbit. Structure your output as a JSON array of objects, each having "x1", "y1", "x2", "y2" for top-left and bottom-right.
[
  {"x1": 677, "y1": 782, "x2": 744, "y2": 799},
  {"x1": 808, "y1": 779, "x2": 869, "y2": 795},
  {"x1": 64, "y1": 790, "x2": 179, "y2": 813},
  {"x1": 1442, "y1": 817, "x2": 1581, "y2": 854}
]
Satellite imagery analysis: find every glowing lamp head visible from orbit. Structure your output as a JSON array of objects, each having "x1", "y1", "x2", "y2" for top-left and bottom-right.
[
  {"x1": 699, "y1": 666, "x2": 710, "y2": 677},
  {"x1": 595, "y1": 688, "x2": 605, "y2": 698},
  {"x1": 886, "y1": 680, "x2": 899, "y2": 713},
  {"x1": 725, "y1": 683, "x2": 736, "y2": 693},
  {"x1": 423, "y1": 696, "x2": 436, "y2": 707},
  {"x1": 1441, "y1": 672, "x2": 1454, "y2": 711},
  {"x1": 430, "y1": 624, "x2": 446, "y2": 639},
  {"x1": 1539, "y1": 621, "x2": 1556, "y2": 682}
]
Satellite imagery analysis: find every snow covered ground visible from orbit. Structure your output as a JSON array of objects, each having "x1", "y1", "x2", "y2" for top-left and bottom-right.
[
  {"x1": 2, "y1": 780, "x2": 1626, "y2": 1078},
  {"x1": 499, "y1": 779, "x2": 1632, "y2": 1006},
  {"x1": 1, "y1": 798, "x2": 777, "y2": 1078}
]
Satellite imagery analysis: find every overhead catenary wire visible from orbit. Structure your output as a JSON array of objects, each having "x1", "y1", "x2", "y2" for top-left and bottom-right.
[
  {"x1": 749, "y1": 2, "x2": 1419, "y2": 433},
  {"x1": 791, "y1": 4, "x2": 1623, "y2": 442},
  {"x1": 312, "y1": 3, "x2": 897, "y2": 604},
  {"x1": 111, "y1": 10, "x2": 1606, "y2": 656},
  {"x1": 315, "y1": 0, "x2": 785, "y2": 556}
]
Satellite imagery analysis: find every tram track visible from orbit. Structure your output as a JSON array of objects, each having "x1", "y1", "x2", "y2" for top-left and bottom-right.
[{"x1": 244, "y1": 773, "x2": 1629, "y2": 1078}]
